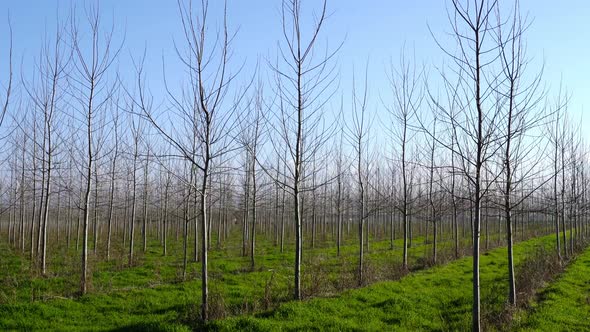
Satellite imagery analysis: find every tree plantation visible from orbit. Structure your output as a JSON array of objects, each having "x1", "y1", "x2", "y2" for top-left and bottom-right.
[{"x1": 1, "y1": 0, "x2": 590, "y2": 331}]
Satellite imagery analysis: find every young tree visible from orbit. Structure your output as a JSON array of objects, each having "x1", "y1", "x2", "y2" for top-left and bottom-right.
[
  {"x1": 495, "y1": 0, "x2": 545, "y2": 306},
  {"x1": 128, "y1": 112, "x2": 142, "y2": 266},
  {"x1": 24, "y1": 20, "x2": 69, "y2": 275},
  {"x1": 345, "y1": 67, "x2": 371, "y2": 285},
  {"x1": 428, "y1": 1, "x2": 506, "y2": 329},
  {"x1": 29, "y1": 118, "x2": 38, "y2": 260},
  {"x1": 140, "y1": 0, "x2": 241, "y2": 320},
  {"x1": 334, "y1": 129, "x2": 345, "y2": 256},
  {"x1": 142, "y1": 139, "x2": 151, "y2": 253},
  {"x1": 161, "y1": 161, "x2": 172, "y2": 256},
  {"x1": 266, "y1": 0, "x2": 339, "y2": 300},
  {"x1": 239, "y1": 84, "x2": 264, "y2": 270},
  {"x1": 426, "y1": 118, "x2": 438, "y2": 264},
  {"x1": 106, "y1": 101, "x2": 120, "y2": 261},
  {"x1": 548, "y1": 90, "x2": 568, "y2": 262},
  {"x1": 386, "y1": 49, "x2": 423, "y2": 270},
  {"x1": 71, "y1": 5, "x2": 121, "y2": 294}
]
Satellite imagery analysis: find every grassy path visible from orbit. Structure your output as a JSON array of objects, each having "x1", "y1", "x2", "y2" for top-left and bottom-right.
[
  {"x1": 514, "y1": 245, "x2": 590, "y2": 331},
  {"x1": 211, "y1": 235, "x2": 557, "y2": 331}
]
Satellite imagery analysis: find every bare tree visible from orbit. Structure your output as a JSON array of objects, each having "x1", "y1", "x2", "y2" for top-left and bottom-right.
[
  {"x1": 24, "y1": 19, "x2": 69, "y2": 275},
  {"x1": 162, "y1": 161, "x2": 172, "y2": 256},
  {"x1": 426, "y1": 117, "x2": 438, "y2": 264},
  {"x1": 495, "y1": 0, "x2": 545, "y2": 306},
  {"x1": 139, "y1": 0, "x2": 241, "y2": 320},
  {"x1": 386, "y1": 48, "x2": 423, "y2": 270},
  {"x1": 428, "y1": 1, "x2": 507, "y2": 329},
  {"x1": 29, "y1": 118, "x2": 38, "y2": 260},
  {"x1": 142, "y1": 138, "x2": 151, "y2": 253},
  {"x1": 548, "y1": 89, "x2": 568, "y2": 262},
  {"x1": 267, "y1": 0, "x2": 339, "y2": 301},
  {"x1": 106, "y1": 101, "x2": 120, "y2": 261},
  {"x1": 71, "y1": 5, "x2": 121, "y2": 294},
  {"x1": 345, "y1": 66, "x2": 371, "y2": 285},
  {"x1": 334, "y1": 129, "x2": 345, "y2": 256},
  {"x1": 239, "y1": 83, "x2": 264, "y2": 270},
  {"x1": 128, "y1": 112, "x2": 142, "y2": 266}
]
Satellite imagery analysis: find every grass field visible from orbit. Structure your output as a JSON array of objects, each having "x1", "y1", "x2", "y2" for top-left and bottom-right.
[
  {"x1": 0, "y1": 231, "x2": 451, "y2": 331},
  {"x1": 0, "y1": 230, "x2": 586, "y2": 331}
]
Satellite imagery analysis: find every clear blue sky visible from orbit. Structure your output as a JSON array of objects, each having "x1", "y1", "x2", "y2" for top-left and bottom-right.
[{"x1": 1, "y1": 0, "x2": 589, "y2": 140}]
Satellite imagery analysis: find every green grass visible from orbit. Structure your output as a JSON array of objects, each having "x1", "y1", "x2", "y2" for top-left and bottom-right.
[
  {"x1": 0, "y1": 230, "x2": 442, "y2": 331},
  {"x1": 514, "y1": 245, "x2": 590, "y2": 332},
  {"x1": 1, "y1": 228, "x2": 583, "y2": 331},
  {"x1": 210, "y1": 235, "x2": 557, "y2": 331}
]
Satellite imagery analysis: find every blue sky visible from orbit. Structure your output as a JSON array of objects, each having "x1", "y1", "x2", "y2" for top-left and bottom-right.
[{"x1": 1, "y1": 0, "x2": 589, "y2": 141}]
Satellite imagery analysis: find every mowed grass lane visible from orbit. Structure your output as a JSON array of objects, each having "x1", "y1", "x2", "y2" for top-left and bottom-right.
[{"x1": 514, "y1": 245, "x2": 590, "y2": 332}]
